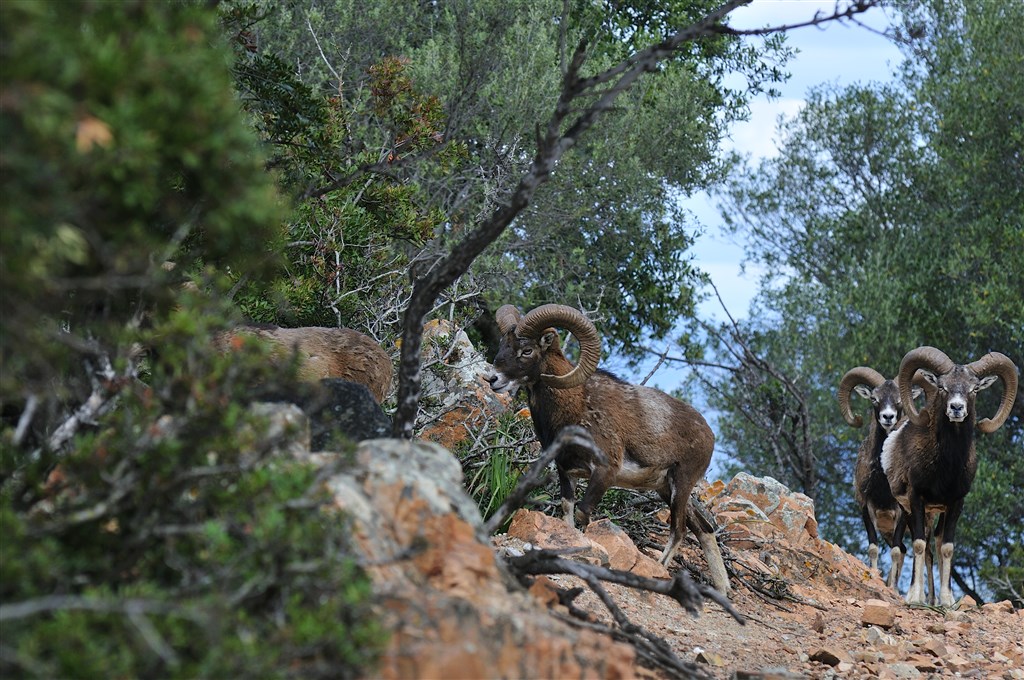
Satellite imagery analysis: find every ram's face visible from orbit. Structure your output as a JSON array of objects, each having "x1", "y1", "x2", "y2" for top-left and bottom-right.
[
  {"x1": 922, "y1": 366, "x2": 999, "y2": 423},
  {"x1": 855, "y1": 380, "x2": 901, "y2": 431},
  {"x1": 486, "y1": 329, "x2": 559, "y2": 394},
  {"x1": 873, "y1": 383, "x2": 902, "y2": 431}
]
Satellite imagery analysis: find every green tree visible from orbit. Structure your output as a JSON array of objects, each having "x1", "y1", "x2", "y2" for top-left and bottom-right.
[
  {"x1": 234, "y1": 0, "x2": 792, "y2": 355},
  {"x1": 702, "y1": 0, "x2": 1023, "y2": 600},
  {"x1": 1, "y1": 3, "x2": 384, "y2": 675},
  {"x1": 0, "y1": 0, "x2": 285, "y2": 421}
]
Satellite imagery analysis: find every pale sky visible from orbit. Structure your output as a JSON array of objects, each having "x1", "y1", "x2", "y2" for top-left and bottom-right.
[
  {"x1": 622, "y1": 0, "x2": 904, "y2": 387},
  {"x1": 689, "y1": 0, "x2": 903, "y2": 322}
]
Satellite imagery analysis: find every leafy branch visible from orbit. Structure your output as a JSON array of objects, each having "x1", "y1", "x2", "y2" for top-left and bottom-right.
[{"x1": 391, "y1": 0, "x2": 881, "y2": 438}]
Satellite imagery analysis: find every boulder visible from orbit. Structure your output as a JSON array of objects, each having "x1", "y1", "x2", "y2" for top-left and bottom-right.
[
  {"x1": 320, "y1": 439, "x2": 637, "y2": 679},
  {"x1": 417, "y1": 319, "x2": 512, "y2": 450},
  {"x1": 507, "y1": 509, "x2": 610, "y2": 567},
  {"x1": 307, "y1": 378, "x2": 392, "y2": 448},
  {"x1": 718, "y1": 472, "x2": 818, "y2": 544}
]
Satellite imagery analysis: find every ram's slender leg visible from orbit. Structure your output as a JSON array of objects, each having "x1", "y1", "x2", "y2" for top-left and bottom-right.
[
  {"x1": 888, "y1": 507, "x2": 907, "y2": 590},
  {"x1": 906, "y1": 494, "x2": 928, "y2": 604},
  {"x1": 556, "y1": 464, "x2": 577, "y2": 529},
  {"x1": 936, "y1": 504, "x2": 961, "y2": 606},
  {"x1": 575, "y1": 466, "x2": 615, "y2": 528},
  {"x1": 924, "y1": 512, "x2": 939, "y2": 605},
  {"x1": 684, "y1": 499, "x2": 730, "y2": 596},
  {"x1": 657, "y1": 465, "x2": 730, "y2": 596},
  {"x1": 862, "y1": 505, "x2": 881, "y2": 571},
  {"x1": 657, "y1": 468, "x2": 687, "y2": 566}
]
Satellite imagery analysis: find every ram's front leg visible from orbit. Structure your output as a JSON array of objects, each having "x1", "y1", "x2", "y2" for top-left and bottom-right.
[
  {"x1": 935, "y1": 504, "x2": 962, "y2": 607},
  {"x1": 905, "y1": 495, "x2": 929, "y2": 605},
  {"x1": 574, "y1": 466, "x2": 616, "y2": 529},
  {"x1": 557, "y1": 464, "x2": 578, "y2": 529},
  {"x1": 862, "y1": 505, "x2": 881, "y2": 571}
]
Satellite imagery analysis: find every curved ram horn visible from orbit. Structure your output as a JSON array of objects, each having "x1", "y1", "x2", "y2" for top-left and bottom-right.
[
  {"x1": 966, "y1": 352, "x2": 1019, "y2": 433},
  {"x1": 908, "y1": 368, "x2": 938, "y2": 405},
  {"x1": 517, "y1": 304, "x2": 601, "y2": 389},
  {"x1": 838, "y1": 366, "x2": 886, "y2": 428},
  {"x1": 898, "y1": 346, "x2": 955, "y2": 427},
  {"x1": 495, "y1": 305, "x2": 523, "y2": 335}
]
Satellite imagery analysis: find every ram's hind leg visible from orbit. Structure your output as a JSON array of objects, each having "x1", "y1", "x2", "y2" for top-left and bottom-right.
[
  {"x1": 557, "y1": 465, "x2": 577, "y2": 529},
  {"x1": 662, "y1": 467, "x2": 729, "y2": 596},
  {"x1": 686, "y1": 501, "x2": 730, "y2": 596}
]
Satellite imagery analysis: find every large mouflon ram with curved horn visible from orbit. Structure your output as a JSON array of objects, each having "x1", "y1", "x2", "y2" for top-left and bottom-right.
[
  {"x1": 881, "y1": 346, "x2": 1018, "y2": 605},
  {"x1": 485, "y1": 304, "x2": 729, "y2": 595},
  {"x1": 838, "y1": 367, "x2": 930, "y2": 592}
]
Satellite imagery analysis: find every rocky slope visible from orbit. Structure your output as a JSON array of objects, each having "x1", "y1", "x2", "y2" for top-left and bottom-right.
[
  {"x1": 281, "y1": 324, "x2": 1022, "y2": 678},
  {"x1": 279, "y1": 420, "x2": 1021, "y2": 679}
]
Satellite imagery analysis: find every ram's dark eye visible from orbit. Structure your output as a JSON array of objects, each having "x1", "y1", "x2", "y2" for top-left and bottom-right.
[{"x1": 520, "y1": 348, "x2": 533, "y2": 357}]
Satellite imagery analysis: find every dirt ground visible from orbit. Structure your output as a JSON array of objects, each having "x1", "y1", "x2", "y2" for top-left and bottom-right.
[
  {"x1": 497, "y1": 473, "x2": 1022, "y2": 679},
  {"x1": 560, "y1": 539, "x2": 1024, "y2": 679}
]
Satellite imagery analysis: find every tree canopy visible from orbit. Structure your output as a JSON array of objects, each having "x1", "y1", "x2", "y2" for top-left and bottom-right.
[{"x1": 697, "y1": 0, "x2": 1023, "y2": 601}]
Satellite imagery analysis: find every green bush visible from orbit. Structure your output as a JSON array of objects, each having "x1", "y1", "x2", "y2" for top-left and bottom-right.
[
  {"x1": 1, "y1": 3, "x2": 385, "y2": 676},
  {"x1": 1, "y1": 290, "x2": 386, "y2": 679},
  {"x1": 0, "y1": 0, "x2": 286, "y2": 406}
]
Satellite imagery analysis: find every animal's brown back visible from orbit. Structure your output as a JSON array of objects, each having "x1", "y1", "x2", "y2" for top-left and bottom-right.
[{"x1": 216, "y1": 326, "x2": 393, "y2": 403}]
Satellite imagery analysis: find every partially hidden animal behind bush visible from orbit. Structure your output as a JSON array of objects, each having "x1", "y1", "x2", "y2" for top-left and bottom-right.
[
  {"x1": 882, "y1": 346, "x2": 1018, "y2": 605},
  {"x1": 214, "y1": 325, "x2": 393, "y2": 404},
  {"x1": 485, "y1": 303, "x2": 729, "y2": 595},
  {"x1": 838, "y1": 366, "x2": 928, "y2": 591}
]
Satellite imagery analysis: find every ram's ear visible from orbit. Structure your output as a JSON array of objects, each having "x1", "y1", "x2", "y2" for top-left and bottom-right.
[
  {"x1": 911, "y1": 386, "x2": 924, "y2": 400},
  {"x1": 853, "y1": 385, "x2": 872, "y2": 399},
  {"x1": 538, "y1": 330, "x2": 558, "y2": 351},
  {"x1": 976, "y1": 374, "x2": 999, "y2": 392}
]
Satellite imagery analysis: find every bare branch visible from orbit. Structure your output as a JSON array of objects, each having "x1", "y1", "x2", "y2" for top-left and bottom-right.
[
  {"x1": 305, "y1": 14, "x2": 340, "y2": 84},
  {"x1": 0, "y1": 595, "x2": 201, "y2": 623},
  {"x1": 12, "y1": 393, "x2": 39, "y2": 447}
]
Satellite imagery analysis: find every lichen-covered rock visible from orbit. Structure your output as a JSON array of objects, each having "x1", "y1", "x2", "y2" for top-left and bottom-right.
[
  {"x1": 717, "y1": 472, "x2": 818, "y2": 543},
  {"x1": 320, "y1": 439, "x2": 637, "y2": 679},
  {"x1": 706, "y1": 472, "x2": 889, "y2": 602},
  {"x1": 417, "y1": 319, "x2": 512, "y2": 450}
]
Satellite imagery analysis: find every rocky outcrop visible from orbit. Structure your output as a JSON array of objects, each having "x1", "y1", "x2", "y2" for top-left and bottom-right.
[
  {"x1": 317, "y1": 438, "x2": 637, "y2": 679},
  {"x1": 417, "y1": 319, "x2": 512, "y2": 450},
  {"x1": 250, "y1": 391, "x2": 1023, "y2": 679}
]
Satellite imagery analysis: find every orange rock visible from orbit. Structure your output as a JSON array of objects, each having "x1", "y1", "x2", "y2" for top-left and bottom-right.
[
  {"x1": 862, "y1": 599, "x2": 896, "y2": 628},
  {"x1": 585, "y1": 519, "x2": 640, "y2": 571},
  {"x1": 507, "y1": 509, "x2": 610, "y2": 566}
]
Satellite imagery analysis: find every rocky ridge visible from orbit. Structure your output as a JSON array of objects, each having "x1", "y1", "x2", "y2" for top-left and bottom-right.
[
  {"x1": 266, "y1": 324, "x2": 1022, "y2": 678},
  {"x1": 267, "y1": 401, "x2": 1021, "y2": 679}
]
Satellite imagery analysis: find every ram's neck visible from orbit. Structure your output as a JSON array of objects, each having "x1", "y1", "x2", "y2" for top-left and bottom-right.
[{"x1": 526, "y1": 382, "x2": 588, "y2": 447}]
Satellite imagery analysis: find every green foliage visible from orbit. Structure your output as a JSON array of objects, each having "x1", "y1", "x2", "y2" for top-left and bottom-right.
[
  {"x1": 222, "y1": 4, "x2": 460, "y2": 332},
  {"x1": 234, "y1": 0, "x2": 790, "y2": 356},
  {"x1": 0, "y1": 0, "x2": 286, "y2": 405},
  {"x1": 708, "y1": 0, "x2": 1024, "y2": 596},
  {"x1": 1, "y1": 3, "x2": 383, "y2": 676},
  {"x1": 2, "y1": 299, "x2": 384, "y2": 678},
  {"x1": 459, "y1": 409, "x2": 540, "y2": 528}
]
